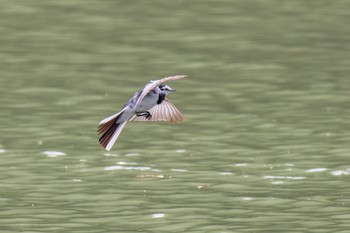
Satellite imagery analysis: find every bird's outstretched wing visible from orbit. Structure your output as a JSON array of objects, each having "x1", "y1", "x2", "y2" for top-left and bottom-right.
[
  {"x1": 131, "y1": 98, "x2": 185, "y2": 123},
  {"x1": 135, "y1": 75, "x2": 187, "y2": 107}
]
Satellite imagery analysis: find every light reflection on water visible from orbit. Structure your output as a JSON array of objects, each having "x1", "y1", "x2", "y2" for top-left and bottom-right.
[
  {"x1": 42, "y1": 151, "x2": 66, "y2": 157},
  {"x1": 104, "y1": 165, "x2": 153, "y2": 171}
]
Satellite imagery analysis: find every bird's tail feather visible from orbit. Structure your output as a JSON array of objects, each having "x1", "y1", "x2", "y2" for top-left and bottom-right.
[{"x1": 98, "y1": 112, "x2": 127, "y2": 151}]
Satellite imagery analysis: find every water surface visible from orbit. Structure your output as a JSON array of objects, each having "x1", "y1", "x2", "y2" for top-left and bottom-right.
[{"x1": 0, "y1": 1, "x2": 350, "y2": 232}]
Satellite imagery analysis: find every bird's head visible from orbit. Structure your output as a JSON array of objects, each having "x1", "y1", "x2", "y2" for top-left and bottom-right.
[{"x1": 158, "y1": 84, "x2": 176, "y2": 95}]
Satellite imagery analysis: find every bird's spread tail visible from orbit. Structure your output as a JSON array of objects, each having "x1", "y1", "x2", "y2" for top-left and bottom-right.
[{"x1": 98, "y1": 112, "x2": 127, "y2": 151}]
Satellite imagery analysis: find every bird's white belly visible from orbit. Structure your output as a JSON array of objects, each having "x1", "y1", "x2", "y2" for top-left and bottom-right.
[{"x1": 137, "y1": 94, "x2": 158, "y2": 112}]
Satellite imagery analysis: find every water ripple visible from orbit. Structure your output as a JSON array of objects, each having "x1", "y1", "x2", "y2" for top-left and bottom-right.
[
  {"x1": 170, "y1": 169, "x2": 188, "y2": 172},
  {"x1": 42, "y1": 151, "x2": 66, "y2": 157},
  {"x1": 104, "y1": 165, "x2": 152, "y2": 171},
  {"x1": 331, "y1": 170, "x2": 350, "y2": 176},
  {"x1": 151, "y1": 213, "x2": 165, "y2": 218},
  {"x1": 263, "y1": 175, "x2": 306, "y2": 180},
  {"x1": 305, "y1": 168, "x2": 327, "y2": 173}
]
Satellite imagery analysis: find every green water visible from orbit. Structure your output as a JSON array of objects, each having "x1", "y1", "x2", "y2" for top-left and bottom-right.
[{"x1": 1, "y1": 1, "x2": 350, "y2": 232}]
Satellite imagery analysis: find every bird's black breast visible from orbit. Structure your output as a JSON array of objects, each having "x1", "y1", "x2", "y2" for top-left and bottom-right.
[{"x1": 157, "y1": 93, "x2": 166, "y2": 104}]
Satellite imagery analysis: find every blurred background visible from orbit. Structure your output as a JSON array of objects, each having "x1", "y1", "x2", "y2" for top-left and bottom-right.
[{"x1": 0, "y1": 0, "x2": 349, "y2": 232}]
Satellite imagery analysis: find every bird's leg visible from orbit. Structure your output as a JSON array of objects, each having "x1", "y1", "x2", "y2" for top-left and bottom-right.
[{"x1": 136, "y1": 111, "x2": 152, "y2": 120}]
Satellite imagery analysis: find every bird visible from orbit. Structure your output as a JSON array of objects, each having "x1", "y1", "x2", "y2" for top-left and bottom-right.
[{"x1": 97, "y1": 75, "x2": 186, "y2": 151}]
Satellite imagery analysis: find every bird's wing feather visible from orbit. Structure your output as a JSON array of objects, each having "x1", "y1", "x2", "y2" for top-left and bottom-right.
[
  {"x1": 105, "y1": 120, "x2": 128, "y2": 151},
  {"x1": 131, "y1": 98, "x2": 185, "y2": 123},
  {"x1": 135, "y1": 75, "x2": 187, "y2": 107},
  {"x1": 99, "y1": 109, "x2": 123, "y2": 125},
  {"x1": 98, "y1": 109, "x2": 125, "y2": 135}
]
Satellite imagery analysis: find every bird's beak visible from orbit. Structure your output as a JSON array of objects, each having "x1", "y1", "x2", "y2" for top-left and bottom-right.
[{"x1": 170, "y1": 89, "x2": 176, "y2": 92}]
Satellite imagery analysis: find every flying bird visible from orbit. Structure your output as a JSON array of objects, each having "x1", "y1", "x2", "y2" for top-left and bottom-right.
[{"x1": 98, "y1": 75, "x2": 186, "y2": 151}]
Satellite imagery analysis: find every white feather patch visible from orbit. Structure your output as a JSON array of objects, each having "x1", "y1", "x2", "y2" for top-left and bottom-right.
[
  {"x1": 135, "y1": 75, "x2": 187, "y2": 108},
  {"x1": 105, "y1": 120, "x2": 128, "y2": 151},
  {"x1": 99, "y1": 109, "x2": 125, "y2": 124}
]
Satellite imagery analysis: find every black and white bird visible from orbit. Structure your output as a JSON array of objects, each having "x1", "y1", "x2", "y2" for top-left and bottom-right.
[{"x1": 98, "y1": 75, "x2": 186, "y2": 151}]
